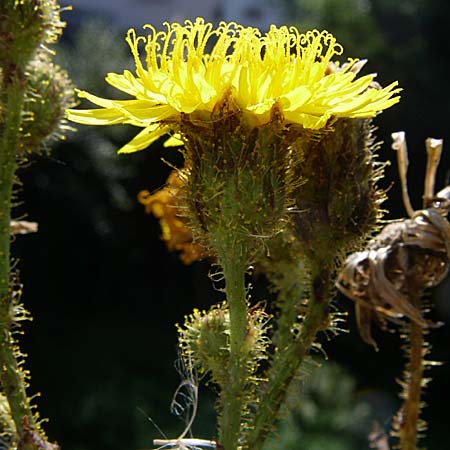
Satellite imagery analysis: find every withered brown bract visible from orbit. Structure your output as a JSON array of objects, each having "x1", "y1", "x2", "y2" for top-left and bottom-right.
[{"x1": 336, "y1": 134, "x2": 450, "y2": 347}]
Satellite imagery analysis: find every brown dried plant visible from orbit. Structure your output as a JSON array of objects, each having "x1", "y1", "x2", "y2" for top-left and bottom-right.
[{"x1": 337, "y1": 133, "x2": 449, "y2": 449}]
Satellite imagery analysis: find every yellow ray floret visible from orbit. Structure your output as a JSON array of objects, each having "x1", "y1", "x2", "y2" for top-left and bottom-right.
[{"x1": 66, "y1": 17, "x2": 401, "y2": 153}]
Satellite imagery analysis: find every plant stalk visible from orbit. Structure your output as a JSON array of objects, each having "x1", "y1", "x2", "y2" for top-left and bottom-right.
[
  {"x1": 247, "y1": 262, "x2": 331, "y2": 450},
  {"x1": 0, "y1": 71, "x2": 32, "y2": 435},
  {"x1": 397, "y1": 289, "x2": 425, "y2": 450},
  {"x1": 216, "y1": 238, "x2": 249, "y2": 450}
]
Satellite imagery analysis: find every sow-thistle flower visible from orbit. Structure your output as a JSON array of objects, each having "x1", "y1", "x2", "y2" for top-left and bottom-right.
[
  {"x1": 67, "y1": 17, "x2": 400, "y2": 153},
  {"x1": 67, "y1": 17, "x2": 400, "y2": 258}
]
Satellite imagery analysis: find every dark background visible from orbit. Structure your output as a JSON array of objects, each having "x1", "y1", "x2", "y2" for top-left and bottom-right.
[{"x1": 11, "y1": 1, "x2": 450, "y2": 449}]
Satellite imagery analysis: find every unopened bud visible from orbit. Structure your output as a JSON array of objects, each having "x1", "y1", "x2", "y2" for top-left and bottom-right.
[
  {"x1": 0, "y1": 0, "x2": 65, "y2": 70},
  {"x1": 19, "y1": 51, "x2": 75, "y2": 154}
]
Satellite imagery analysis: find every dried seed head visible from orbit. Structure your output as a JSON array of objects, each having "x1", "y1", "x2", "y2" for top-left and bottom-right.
[
  {"x1": 337, "y1": 206, "x2": 450, "y2": 346},
  {"x1": 337, "y1": 133, "x2": 449, "y2": 347}
]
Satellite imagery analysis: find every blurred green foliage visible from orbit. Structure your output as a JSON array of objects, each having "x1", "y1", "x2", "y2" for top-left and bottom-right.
[{"x1": 263, "y1": 361, "x2": 375, "y2": 450}]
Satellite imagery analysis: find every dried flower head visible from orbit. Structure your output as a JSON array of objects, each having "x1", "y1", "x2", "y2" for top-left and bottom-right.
[
  {"x1": 337, "y1": 133, "x2": 450, "y2": 347},
  {"x1": 66, "y1": 17, "x2": 400, "y2": 154}
]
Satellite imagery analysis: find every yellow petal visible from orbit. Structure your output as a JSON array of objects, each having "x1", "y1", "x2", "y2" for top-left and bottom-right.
[
  {"x1": 281, "y1": 85, "x2": 312, "y2": 111},
  {"x1": 65, "y1": 107, "x2": 127, "y2": 125},
  {"x1": 163, "y1": 134, "x2": 184, "y2": 147},
  {"x1": 118, "y1": 125, "x2": 172, "y2": 154}
]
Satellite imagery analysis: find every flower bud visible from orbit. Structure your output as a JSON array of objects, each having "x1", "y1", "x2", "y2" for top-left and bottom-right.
[
  {"x1": 0, "y1": 0, "x2": 65, "y2": 69},
  {"x1": 290, "y1": 118, "x2": 385, "y2": 263},
  {"x1": 19, "y1": 51, "x2": 75, "y2": 154},
  {"x1": 177, "y1": 302, "x2": 270, "y2": 386}
]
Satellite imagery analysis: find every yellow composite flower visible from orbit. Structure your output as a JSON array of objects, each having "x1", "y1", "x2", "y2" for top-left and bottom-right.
[{"x1": 66, "y1": 17, "x2": 401, "y2": 154}]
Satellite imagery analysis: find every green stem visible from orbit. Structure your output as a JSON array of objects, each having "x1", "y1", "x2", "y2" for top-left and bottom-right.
[
  {"x1": 271, "y1": 260, "x2": 307, "y2": 354},
  {"x1": 0, "y1": 71, "x2": 32, "y2": 435},
  {"x1": 216, "y1": 238, "x2": 249, "y2": 450},
  {"x1": 247, "y1": 262, "x2": 331, "y2": 450}
]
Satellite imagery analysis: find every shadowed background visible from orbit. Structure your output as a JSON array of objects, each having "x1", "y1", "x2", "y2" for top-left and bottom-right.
[{"x1": 12, "y1": 1, "x2": 450, "y2": 449}]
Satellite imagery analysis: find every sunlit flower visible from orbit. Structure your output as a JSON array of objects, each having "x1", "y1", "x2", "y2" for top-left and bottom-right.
[
  {"x1": 66, "y1": 17, "x2": 400, "y2": 154},
  {"x1": 137, "y1": 171, "x2": 206, "y2": 264}
]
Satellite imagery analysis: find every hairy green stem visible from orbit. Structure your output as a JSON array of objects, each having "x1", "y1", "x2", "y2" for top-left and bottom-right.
[
  {"x1": 216, "y1": 237, "x2": 248, "y2": 450},
  {"x1": 247, "y1": 262, "x2": 331, "y2": 450},
  {"x1": 0, "y1": 72, "x2": 32, "y2": 435},
  {"x1": 271, "y1": 259, "x2": 307, "y2": 354}
]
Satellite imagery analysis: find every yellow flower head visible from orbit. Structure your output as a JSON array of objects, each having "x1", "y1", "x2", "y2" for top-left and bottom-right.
[{"x1": 66, "y1": 17, "x2": 400, "y2": 154}]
